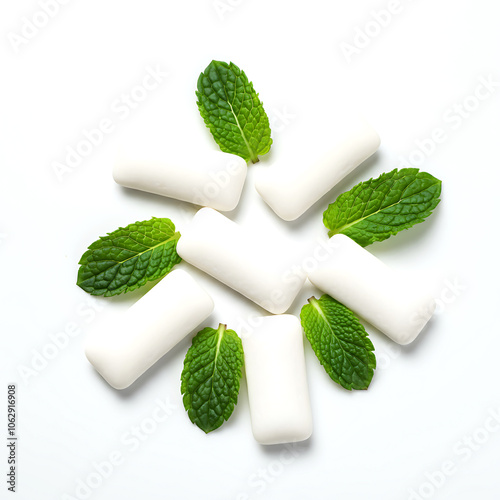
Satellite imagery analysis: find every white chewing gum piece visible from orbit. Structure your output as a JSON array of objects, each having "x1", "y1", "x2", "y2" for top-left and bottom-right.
[
  {"x1": 255, "y1": 118, "x2": 380, "y2": 221},
  {"x1": 85, "y1": 269, "x2": 214, "y2": 390},
  {"x1": 176, "y1": 208, "x2": 306, "y2": 314},
  {"x1": 308, "y1": 235, "x2": 436, "y2": 345},
  {"x1": 113, "y1": 150, "x2": 247, "y2": 212},
  {"x1": 242, "y1": 315, "x2": 313, "y2": 445}
]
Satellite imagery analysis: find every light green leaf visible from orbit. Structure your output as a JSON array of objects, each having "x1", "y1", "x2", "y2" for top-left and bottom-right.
[
  {"x1": 323, "y1": 168, "x2": 442, "y2": 247},
  {"x1": 77, "y1": 217, "x2": 181, "y2": 296},
  {"x1": 196, "y1": 60, "x2": 272, "y2": 163},
  {"x1": 300, "y1": 295, "x2": 376, "y2": 391},
  {"x1": 181, "y1": 324, "x2": 244, "y2": 433}
]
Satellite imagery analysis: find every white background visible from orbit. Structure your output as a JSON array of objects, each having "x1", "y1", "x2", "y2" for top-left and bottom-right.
[{"x1": 1, "y1": 1, "x2": 500, "y2": 499}]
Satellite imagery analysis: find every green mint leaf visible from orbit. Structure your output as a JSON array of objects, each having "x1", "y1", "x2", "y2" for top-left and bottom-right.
[
  {"x1": 323, "y1": 168, "x2": 442, "y2": 247},
  {"x1": 196, "y1": 60, "x2": 272, "y2": 163},
  {"x1": 181, "y1": 324, "x2": 244, "y2": 433},
  {"x1": 300, "y1": 295, "x2": 376, "y2": 391},
  {"x1": 77, "y1": 217, "x2": 181, "y2": 296}
]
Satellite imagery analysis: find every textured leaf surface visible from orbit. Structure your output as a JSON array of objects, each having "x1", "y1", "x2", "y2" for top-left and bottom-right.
[
  {"x1": 323, "y1": 168, "x2": 442, "y2": 246},
  {"x1": 196, "y1": 60, "x2": 272, "y2": 163},
  {"x1": 181, "y1": 324, "x2": 244, "y2": 433},
  {"x1": 77, "y1": 218, "x2": 181, "y2": 296},
  {"x1": 300, "y1": 295, "x2": 376, "y2": 390}
]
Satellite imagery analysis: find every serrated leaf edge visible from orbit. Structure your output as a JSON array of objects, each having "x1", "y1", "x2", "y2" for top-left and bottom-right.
[
  {"x1": 324, "y1": 168, "x2": 442, "y2": 244},
  {"x1": 302, "y1": 296, "x2": 376, "y2": 391}
]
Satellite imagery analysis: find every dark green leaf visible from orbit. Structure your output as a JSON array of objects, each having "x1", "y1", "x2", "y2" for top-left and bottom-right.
[
  {"x1": 323, "y1": 168, "x2": 442, "y2": 246},
  {"x1": 77, "y1": 217, "x2": 181, "y2": 296},
  {"x1": 181, "y1": 324, "x2": 244, "y2": 433},
  {"x1": 196, "y1": 60, "x2": 272, "y2": 163},
  {"x1": 301, "y1": 295, "x2": 376, "y2": 390}
]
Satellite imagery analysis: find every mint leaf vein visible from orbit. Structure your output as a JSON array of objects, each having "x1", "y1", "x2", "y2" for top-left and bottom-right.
[
  {"x1": 323, "y1": 168, "x2": 442, "y2": 246},
  {"x1": 300, "y1": 295, "x2": 376, "y2": 391},
  {"x1": 181, "y1": 324, "x2": 244, "y2": 433},
  {"x1": 77, "y1": 217, "x2": 181, "y2": 296},
  {"x1": 196, "y1": 60, "x2": 272, "y2": 163}
]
